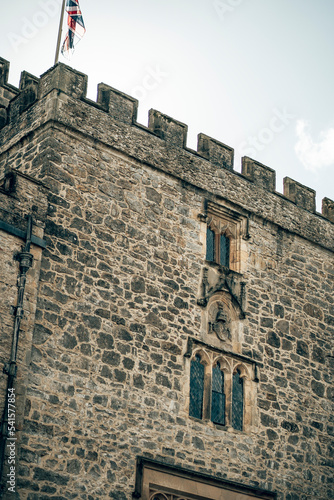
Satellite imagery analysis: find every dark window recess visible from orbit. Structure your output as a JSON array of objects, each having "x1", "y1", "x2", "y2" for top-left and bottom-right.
[
  {"x1": 232, "y1": 370, "x2": 243, "y2": 431},
  {"x1": 189, "y1": 355, "x2": 204, "y2": 419},
  {"x1": 211, "y1": 362, "x2": 225, "y2": 425},
  {"x1": 206, "y1": 227, "x2": 215, "y2": 261},
  {"x1": 220, "y1": 234, "x2": 230, "y2": 267}
]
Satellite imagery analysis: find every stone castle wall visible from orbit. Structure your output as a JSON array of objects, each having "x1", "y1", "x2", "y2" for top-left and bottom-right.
[{"x1": 0, "y1": 57, "x2": 333, "y2": 499}]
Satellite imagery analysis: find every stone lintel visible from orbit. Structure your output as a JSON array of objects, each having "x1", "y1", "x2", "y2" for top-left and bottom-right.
[
  {"x1": 197, "y1": 133, "x2": 234, "y2": 171},
  {"x1": 241, "y1": 157, "x2": 276, "y2": 193},
  {"x1": 148, "y1": 109, "x2": 188, "y2": 148},
  {"x1": 97, "y1": 83, "x2": 138, "y2": 124},
  {"x1": 283, "y1": 177, "x2": 316, "y2": 213}
]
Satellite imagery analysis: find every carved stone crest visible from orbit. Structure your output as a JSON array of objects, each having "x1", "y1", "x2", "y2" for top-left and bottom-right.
[{"x1": 208, "y1": 302, "x2": 231, "y2": 342}]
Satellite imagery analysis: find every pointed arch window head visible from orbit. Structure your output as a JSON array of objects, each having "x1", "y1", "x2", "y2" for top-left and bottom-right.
[
  {"x1": 187, "y1": 343, "x2": 255, "y2": 432},
  {"x1": 232, "y1": 370, "x2": 244, "y2": 431},
  {"x1": 189, "y1": 355, "x2": 204, "y2": 420},
  {"x1": 211, "y1": 362, "x2": 225, "y2": 425}
]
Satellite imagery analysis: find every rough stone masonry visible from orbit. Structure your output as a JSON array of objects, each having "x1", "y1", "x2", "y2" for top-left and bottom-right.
[{"x1": 0, "y1": 57, "x2": 333, "y2": 499}]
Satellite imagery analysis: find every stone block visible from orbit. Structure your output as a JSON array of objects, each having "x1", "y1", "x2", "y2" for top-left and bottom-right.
[
  {"x1": 0, "y1": 57, "x2": 10, "y2": 86},
  {"x1": 197, "y1": 133, "x2": 234, "y2": 170},
  {"x1": 242, "y1": 157, "x2": 276, "y2": 192},
  {"x1": 148, "y1": 109, "x2": 188, "y2": 148},
  {"x1": 0, "y1": 106, "x2": 7, "y2": 129},
  {"x1": 0, "y1": 58, "x2": 19, "y2": 109},
  {"x1": 283, "y1": 177, "x2": 316, "y2": 213},
  {"x1": 10, "y1": 71, "x2": 40, "y2": 116},
  {"x1": 39, "y1": 63, "x2": 87, "y2": 100},
  {"x1": 322, "y1": 197, "x2": 334, "y2": 222},
  {"x1": 97, "y1": 83, "x2": 138, "y2": 123},
  {"x1": 19, "y1": 71, "x2": 39, "y2": 92}
]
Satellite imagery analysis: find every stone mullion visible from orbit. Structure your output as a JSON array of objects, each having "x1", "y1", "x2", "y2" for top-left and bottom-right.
[
  {"x1": 203, "y1": 360, "x2": 212, "y2": 421},
  {"x1": 242, "y1": 376, "x2": 252, "y2": 432},
  {"x1": 214, "y1": 231, "x2": 220, "y2": 265},
  {"x1": 224, "y1": 369, "x2": 233, "y2": 427}
]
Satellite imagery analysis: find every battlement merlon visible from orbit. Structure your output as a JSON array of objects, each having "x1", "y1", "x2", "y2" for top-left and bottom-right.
[
  {"x1": 0, "y1": 60, "x2": 333, "y2": 238},
  {"x1": 242, "y1": 157, "x2": 276, "y2": 193},
  {"x1": 0, "y1": 58, "x2": 19, "y2": 127}
]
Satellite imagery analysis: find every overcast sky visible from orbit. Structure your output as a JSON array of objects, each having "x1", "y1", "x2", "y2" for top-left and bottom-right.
[{"x1": 1, "y1": 0, "x2": 333, "y2": 211}]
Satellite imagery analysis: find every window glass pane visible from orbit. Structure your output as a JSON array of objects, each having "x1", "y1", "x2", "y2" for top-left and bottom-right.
[
  {"x1": 206, "y1": 227, "x2": 215, "y2": 261},
  {"x1": 189, "y1": 355, "x2": 204, "y2": 419},
  {"x1": 220, "y1": 234, "x2": 230, "y2": 267},
  {"x1": 232, "y1": 370, "x2": 243, "y2": 431},
  {"x1": 211, "y1": 363, "x2": 225, "y2": 425}
]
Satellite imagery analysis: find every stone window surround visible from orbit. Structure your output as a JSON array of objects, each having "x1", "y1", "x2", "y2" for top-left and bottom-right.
[
  {"x1": 199, "y1": 199, "x2": 250, "y2": 274},
  {"x1": 185, "y1": 338, "x2": 259, "y2": 433},
  {"x1": 133, "y1": 457, "x2": 277, "y2": 499}
]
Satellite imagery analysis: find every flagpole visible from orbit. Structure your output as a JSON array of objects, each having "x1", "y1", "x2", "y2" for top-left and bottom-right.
[{"x1": 54, "y1": 0, "x2": 66, "y2": 65}]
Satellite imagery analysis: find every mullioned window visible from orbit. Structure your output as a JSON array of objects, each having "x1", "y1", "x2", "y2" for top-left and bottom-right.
[{"x1": 186, "y1": 343, "x2": 258, "y2": 432}]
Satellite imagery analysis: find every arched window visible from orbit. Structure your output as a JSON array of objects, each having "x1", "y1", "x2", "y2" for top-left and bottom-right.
[
  {"x1": 211, "y1": 362, "x2": 225, "y2": 425},
  {"x1": 150, "y1": 494, "x2": 168, "y2": 500},
  {"x1": 232, "y1": 370, "x2": 243, "y2": 431},
  {"x1": 189, "y1": 354, "x2": 204, "y2": 419},
  {"x1": 206, "y1": 227, "x2": 215, "y2": 262},
  {"x1": 188, "y1": 349, "x2": 254, "y2": 431}
]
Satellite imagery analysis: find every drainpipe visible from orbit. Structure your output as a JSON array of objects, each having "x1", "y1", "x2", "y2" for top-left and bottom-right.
[{"x1": 0, "y1": 215, "x2": 34, "y2": 492}]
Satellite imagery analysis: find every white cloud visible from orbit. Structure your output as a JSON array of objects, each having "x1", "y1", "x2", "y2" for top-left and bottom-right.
[{"x1": 295, "y1": 120, "x2": 334, "y2": 172}]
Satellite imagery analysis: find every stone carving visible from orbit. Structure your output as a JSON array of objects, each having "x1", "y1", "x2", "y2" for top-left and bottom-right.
[
  {"x1": 208, "y1": 302, "x2": 231, "y2": 342},
  {"x1": 198, "y1": 266, "x2": 247, "y2": 318}
]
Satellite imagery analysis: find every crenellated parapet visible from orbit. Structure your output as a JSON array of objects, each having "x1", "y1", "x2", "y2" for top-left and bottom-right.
[
  {"x1": 198, "y1": 134, "x2": 234, "y2": 171},
  {"x1": 9, "y1": 71, "x2": 40, "y2": 124},
  {"x1": 0, "y1": 58, "x2": 19, "y2": 128},
  {"x1": 148, "y1": 109, "x2": 188, "y2": 148},
  {"x1": 39, "y1": 62, "x2": 87, "y2": 100},
  {"x1": 283, "y1": 177, "x2": 316, "y2": 213},
  {"x1": 0, "y1": 59, "x2": 333, "y2": 240},
  {"x1": 241, "y1": 157, "x2": 276, "y2": 193},
  {"x1": 97, "y1": 83, "x2": 138, "y2": 124},
  {"x1": 322, "y1": 197, "x2": 334, "y2": 223}
]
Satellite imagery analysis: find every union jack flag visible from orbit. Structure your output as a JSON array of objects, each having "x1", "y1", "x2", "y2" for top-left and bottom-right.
[{"x1": 61, "y1": 0, "x2": 86, "y2": 58}]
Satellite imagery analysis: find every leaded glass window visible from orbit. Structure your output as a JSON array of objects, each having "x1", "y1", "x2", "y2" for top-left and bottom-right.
[
  {"x1": 232, "y1": 370, "x2": 243, "y2": 431},
  {"x1": 189, "y1": 355, "x2": 204, "y2": 419},
  {"x1": 219, "y1": 234, "x2": 230, "y2": 267},
  {"x1": 206, "y1": 227, "x2": 215, "y2": 261},
  {"x1": 211, "y1": 362, "x2": 225, "y2": 425}
]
